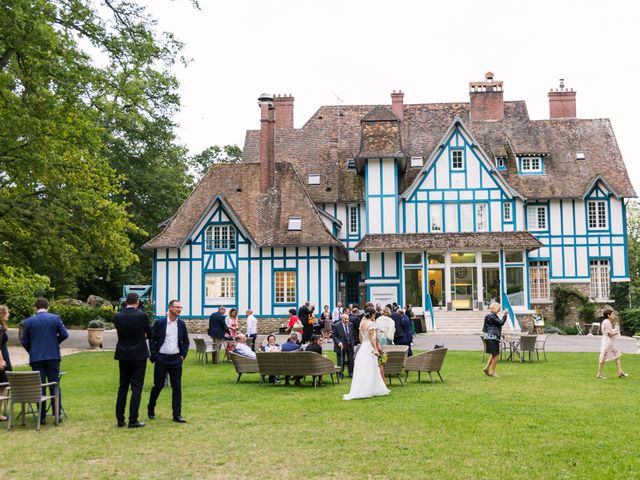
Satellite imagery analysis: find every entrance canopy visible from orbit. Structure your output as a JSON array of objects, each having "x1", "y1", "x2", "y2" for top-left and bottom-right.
[{"x1": 354, "y1": 232, "x2": 542, "y2": 252}]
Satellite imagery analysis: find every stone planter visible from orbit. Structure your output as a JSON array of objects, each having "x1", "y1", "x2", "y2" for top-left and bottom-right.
[
  {"x1": 633, "y1": 336, "x2": 640, "y2": 354},
  {"x1": 87, "y1": 328, "x2": 105, "y2": 349}
]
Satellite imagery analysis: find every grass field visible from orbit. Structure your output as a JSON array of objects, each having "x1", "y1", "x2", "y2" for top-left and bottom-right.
[{"x1": 1, "y1": 350, "x2": 639, "y2": 479}]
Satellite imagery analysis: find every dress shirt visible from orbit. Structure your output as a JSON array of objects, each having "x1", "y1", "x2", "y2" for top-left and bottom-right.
[
  {"x1": 159, "y1": 317, "x2": 180, "y2": 354},
  {"x1": 246, "y1": 315, "x2": 257, "y2": 335},
  {"x1": 235, "y1": 342, "x2": 256, "y2": 359},
  {"x1": 332, "y1": 307, "x2": 342, "y2": 322}
]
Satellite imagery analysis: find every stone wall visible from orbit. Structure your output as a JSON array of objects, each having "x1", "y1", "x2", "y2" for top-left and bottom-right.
[
  {"x1": 184, "y1": 317, "x2": 289, "y2": 335},
  {"x1": 531, "y1": 282, "x2": 613, "y2": 327}
]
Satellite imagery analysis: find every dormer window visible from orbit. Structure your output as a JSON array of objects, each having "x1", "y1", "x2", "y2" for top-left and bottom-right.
[
  {"x1": 496, "y1": 157, "x2": 507, "y2": 170},
  {"x1": 308, "y1": 174, "x2": 320, "y2": 185},
  {"x1": 410, "y1": 156, "x2": 423, "y2": 168},
  {"x1": 346, "y1": 159, "x2": 356, "y2": 170},
  {"x1": 288, "y1": 216, "x2": 302, "y2": 231},
  {"x1": 519, "y1": 156, "x2": 544, "y2": 174},
  {"x1": 450, "y1": 149, "x2": 464, "y2": 171}
]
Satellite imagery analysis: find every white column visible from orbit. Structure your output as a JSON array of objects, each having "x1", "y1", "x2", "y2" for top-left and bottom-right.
[
  {"x1": 476, "y1": 250, "x2": 483, "y2": 309},
  {"x1": 444, "y1": 252, "x2": 452, "y2": 307}
]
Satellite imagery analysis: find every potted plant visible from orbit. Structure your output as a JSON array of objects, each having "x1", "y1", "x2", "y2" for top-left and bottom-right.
[{"x1": 87, "y1": 319, "x2": 105, "y2": 349}]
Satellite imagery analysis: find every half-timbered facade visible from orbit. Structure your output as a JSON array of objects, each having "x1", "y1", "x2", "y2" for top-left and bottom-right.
[{"x1": 145, "y1": 74, "x2": 635, "y2": 332}]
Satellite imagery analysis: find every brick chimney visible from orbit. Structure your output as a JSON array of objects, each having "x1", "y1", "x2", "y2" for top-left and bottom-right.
[
  {"x1": 273, "y1": 94, "x2": 294, "y2": 129},
  {"x1": 469, "y1": 72, "x2": 504, "y2": 121},
  {"x1": 548, "y1": 79, "x2": 576, "y2": 119},
  {"x1": 391, "y1": 90, "x2": 404, "y2": 120},
  {"x1": 259, "y1": 93, "x2": 275, "y2": 193}
]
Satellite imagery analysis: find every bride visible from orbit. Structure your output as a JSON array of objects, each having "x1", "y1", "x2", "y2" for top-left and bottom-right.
[{"x1": 343, "y1": 307, "x2": 390, "y2": 400}]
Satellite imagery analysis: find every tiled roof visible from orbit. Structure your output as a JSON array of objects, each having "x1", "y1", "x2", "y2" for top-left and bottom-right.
[
  {"x1": 243, "y1": 100, "x2": 636, "y2": 202},
  {"x1": 143, "y1": 163, "x2": 344, "y2": 251},
  {"x1": 354, "y1": 232, "x2": 543, "y2": 252}
]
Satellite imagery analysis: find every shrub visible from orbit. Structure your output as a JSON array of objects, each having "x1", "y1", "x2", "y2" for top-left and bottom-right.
[
  {"x1": 553, "y1": 287, "x2": 588, "y2": 324},
  {"x1": 544, "y1": 326, "x2": 563, "y2": 334},
  {"x1": 87, "y1": 319, "x2": 105, "y2": 329},
  {"x1": 611, "y1": 282, "x2": 631, "y2": 311},
  {"x1": 619, "y1": 308, "x2": 640, "y2": 336},
  {"x1": 578, "y1": 302, "x2": 597, "y2": 324},
  {"x1": 49, "y1": 303, "x2": 115, "y2": 328},
  {"x1": 0, "y1": 265, "x2": 53, "y2": 321}
]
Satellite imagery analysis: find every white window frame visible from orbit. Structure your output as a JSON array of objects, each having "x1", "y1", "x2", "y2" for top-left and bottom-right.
[
  {"x1": 460, "y1": 203, "x2": 473, "y2": 232},
  {"x1": 590, "y1": 259, "x2": 610, "y2": 301},
  {"x1": 430, "y1": 205, "x2": 442, "y2": 232},
  {"x1": 348, "y1": 205, "x2": 358, "y2": 234},
  {"x1": 503, "y1": 201, "x2": 512, "y2": 222},
  {"x1": 346, "y1": 159, "x2": 356, "y2": 170},
  {"x1": 445, "y1": 203, "x2": 458, "y2": 232},
  {"x1": 205, "y1": 225, "x2": 236, "y2": 251},
  {"x1": 308, "y1": 174, "x2": 320, "y2": 185},
  {"x1": 529, "y1": 261, "x2": 550, "y2": 301},
  {"x1": 475, "y1": 203, "x2": 488, "y2": 232},
  {"x1": 205, "y1": 273, "x2": 236, "y2": 304},
  {"x1": 520, "y1": 156, "x2": 543, "y2": 174},
  {"x1": 527, "y1": 206, "x2": 547, "y2": 231},
  {"x1": 288, "y1": 216, "x2": 302, "y2": 231},
  {"x1": 496, "y1": 157, "x2": 506, "y2": 169},
  {"x1": 587, "y1": 200, "x2": 608, "y2": 230},
  {"x1": 274, "y1": 270, "x2": 296, "y2": 304},
  {"x1": 450, "y1": 149, "x2": 464, "y2": 171},
  {"x1": 410, "y1": 156, "x2": 423, "y2": 168}
]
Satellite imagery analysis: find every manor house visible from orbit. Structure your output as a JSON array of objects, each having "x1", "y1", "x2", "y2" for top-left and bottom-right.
[{"x1": 144, "y1": 73, "x2": 635, "y2": 333}]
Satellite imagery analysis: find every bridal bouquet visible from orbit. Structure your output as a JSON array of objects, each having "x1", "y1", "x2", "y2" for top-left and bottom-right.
[{"x1": 377, "y1": 351, "x2": 388, "y2": 365}]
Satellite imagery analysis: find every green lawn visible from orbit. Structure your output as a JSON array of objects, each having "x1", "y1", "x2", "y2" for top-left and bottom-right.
[{"x1": 2, "y1": 350, "x2": 639, "y2": 479}]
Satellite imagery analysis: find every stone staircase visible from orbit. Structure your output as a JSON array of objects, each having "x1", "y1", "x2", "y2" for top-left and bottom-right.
[{"x1": 431, "y1": 310, "x2": 514, "y2": 335}]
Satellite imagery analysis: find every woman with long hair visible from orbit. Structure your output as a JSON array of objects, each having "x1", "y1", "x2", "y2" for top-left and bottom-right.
[
  {"x1": 224, "y1": 308, "x2": 239, "y2": 360},
  {"x1": 597, "y1": 308, "x2": 628, "y2": 379},
  {"x1": 0, "y1": 305, "x2": 12, "y2": 421}
]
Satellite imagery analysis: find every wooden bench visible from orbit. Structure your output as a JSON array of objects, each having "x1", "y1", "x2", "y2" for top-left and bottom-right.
[{"x1": 255, "y1": 351, "x2": 340, "y2": 387}]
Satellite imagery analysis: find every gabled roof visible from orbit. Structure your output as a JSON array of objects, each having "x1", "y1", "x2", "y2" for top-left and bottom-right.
[
  {"x1": 361, "y1": 105, "x2": 400, "y2": 122},
  {"x1": 401, "y1": 116, "x2": 522, "y2": 200},
  {"x1": 143, "y1": 163, "x2": 344, "y2": 251},
  {"x1": 242, "y1": 100, "x2": 636, "y2": 202},
  {"x1": 582, "y1": 175, "x2": 620, "y2": 200}
]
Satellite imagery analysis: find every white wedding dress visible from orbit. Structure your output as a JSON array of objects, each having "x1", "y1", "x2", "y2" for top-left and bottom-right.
[{"x1": 343, "y1": 323, "x2": 390, "y2": 400}]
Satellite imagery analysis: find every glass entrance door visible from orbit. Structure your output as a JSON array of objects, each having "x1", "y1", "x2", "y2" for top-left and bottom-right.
[
  {"x1": 482, "y1": 268, "x2": 500, "y2": 307},
  {"x1": 506, "y1": 266, "x2": 524, "y2": 307},
  {"x1": 428, "y1": 269, "x2": 445, "y2": 308},
  {"x1": 404, "y1": 269, "x2": 423, "y2": 308},
  {"x1": 450, "y1": 266, "x2": 477, "y2": 310}
]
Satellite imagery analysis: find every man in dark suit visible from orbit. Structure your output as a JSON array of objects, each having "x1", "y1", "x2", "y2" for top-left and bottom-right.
[
  {"x1": 21, "y1": 297, "x2": 69, "y2": 424},
  {"x1": 147, "y1": 299, "x2": 190, "y2": 423},
  {"x1": 391, "y1": 309, "x2": 405, "y2": 345},
  {"x1": 208, "y1": 306, "x2": 229, "y2": 363},
  {"x1": 332, "y1": 313, "x2": 356, "y2": 378},
  {"x1": 114, "y1": 292, "x2": 151, "y2": 428},
  {"x1": 298, "y1": 301, "x2": 315, "y2": 343}
]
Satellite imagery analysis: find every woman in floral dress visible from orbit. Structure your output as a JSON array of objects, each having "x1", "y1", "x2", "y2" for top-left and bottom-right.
[
  {"x1": 596, "y1": 308, "x2": 628, "y2": 379},
  {"x1": 225, "y1": 308, "x2": 239, "y2": 360}
]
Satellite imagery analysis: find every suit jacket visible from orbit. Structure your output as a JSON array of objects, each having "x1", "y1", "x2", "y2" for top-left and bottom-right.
[
  {"x1": 114, "y1": 307, "x2": 151, "y2": 362},
  {"x1": 391, "y1": 311, "x2": 404, "y2": 341},
  {"x1": 332, "y1": 321, "x2": 356, "y2": 353},
  {"x1": 298, "y1": 305, "x2": 311, "y2": 323},
  {"x1": 149, "y1": 318, "x2": 190, "y2": 361},
  {"x1": 401, "y1": 314, "x2": 413, "y2": 345},
  {"x1": 208, "y1": 312, "x2": 230, "y2": 339},
  {"x1": 21, "y1": 311, "x2": 69, "y2": 364}
]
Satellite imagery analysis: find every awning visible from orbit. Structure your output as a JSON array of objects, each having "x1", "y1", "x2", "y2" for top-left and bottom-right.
[{"x1": 354, "y1": 232, "x2": 543, "y2": 252}]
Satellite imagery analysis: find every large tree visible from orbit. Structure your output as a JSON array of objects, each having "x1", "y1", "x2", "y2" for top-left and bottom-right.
[
  {"x1": 0, "y1": 0, "x2": 194, "y2": 297},
  {"x1": 628, "y1": 200, "x2": 640, "y2": 307}
]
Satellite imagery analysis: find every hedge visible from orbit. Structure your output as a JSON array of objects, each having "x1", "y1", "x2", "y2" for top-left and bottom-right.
[
  {"x1": 48, "y1": 304, "x2": 115, "y2": 328},
  {"x1": 620, "y1": 308, "x2": 640, "y2": 336}
]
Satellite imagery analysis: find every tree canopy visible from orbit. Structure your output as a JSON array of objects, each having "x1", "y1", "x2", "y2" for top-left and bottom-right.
[{"x1": 0, "y1": 0, "x2": 196, "y2": 297}]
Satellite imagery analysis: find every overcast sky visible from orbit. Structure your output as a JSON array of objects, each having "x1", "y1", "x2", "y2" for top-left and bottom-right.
[{"x1": 142, "y1": 0, "x2": 640, "y2": 193}]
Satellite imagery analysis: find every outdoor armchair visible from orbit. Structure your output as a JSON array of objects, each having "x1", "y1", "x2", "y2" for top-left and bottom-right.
[
  {"x1": 403, "y1": 348, "x2": 448, "y2": 384},
  {"x1": 6, "y1": 371, "x2": 59, "y2": 431},
  {"x1": 381, "y1": 345, "x2": 409, "y2": 385}
]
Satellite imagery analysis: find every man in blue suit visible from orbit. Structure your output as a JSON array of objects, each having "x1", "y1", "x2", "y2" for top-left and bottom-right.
[
  {"x1": 147, "y1": 299, "x2": 190, "y2": 423},
  {"x1": 21, "y1": 297, "x2": 69, "y2": 424},
  {"x1": 208, "y1": 306, "x2": 229, "y2": 363}
]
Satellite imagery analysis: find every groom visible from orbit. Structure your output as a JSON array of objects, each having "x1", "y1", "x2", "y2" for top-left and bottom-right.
[{"x1": 332, "y1": 313, "x2": 356, "y2": 378}]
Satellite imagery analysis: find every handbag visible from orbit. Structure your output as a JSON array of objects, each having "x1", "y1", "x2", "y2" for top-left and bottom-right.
[{"x1": 293, "y1": 319, "x2": 303, "y2": 330}]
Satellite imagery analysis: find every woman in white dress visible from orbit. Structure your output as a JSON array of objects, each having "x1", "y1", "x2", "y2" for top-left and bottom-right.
[
  {"x1": 343, "y1": 308, "x2": 390, "y2": 400},
  {"x1": 596, "y1": 308, "x2": 628, "y2": 379}
]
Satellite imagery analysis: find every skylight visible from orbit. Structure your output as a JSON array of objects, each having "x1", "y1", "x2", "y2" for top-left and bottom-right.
[{"x1": 288, "y1": 216, "x2": 302, "y2": 231}]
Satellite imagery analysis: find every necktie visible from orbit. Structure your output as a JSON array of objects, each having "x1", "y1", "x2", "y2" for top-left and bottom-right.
[{"x1": 344, "y1": 325, "x2": 349, "y2": 342}]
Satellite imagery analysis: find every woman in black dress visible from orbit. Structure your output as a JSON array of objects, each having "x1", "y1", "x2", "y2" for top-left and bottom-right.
[
  {"x1": 482, "y1": 302, "x2": 509, "y2": 377},
  {"x1": 0, "y1": 305, "x2": 12, "y2": 421}
]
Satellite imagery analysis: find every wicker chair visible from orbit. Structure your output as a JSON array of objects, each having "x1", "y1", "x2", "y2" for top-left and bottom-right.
[
  {"x1": 535, "y1": 334, "x2": 548, "y2": 361},
  {"x1": 229, "y1": 352, "x2": 261, "y2": 384},
  {"x1": 518, "y1": 335, "x2": 537, "y2": 363},
  {"x1": 193, "y1": 336, "x2": 216, "y2": 364},
  {"x1": 256, "y1": 352, "x2": 340, "y2": 387},
  {"x1": 381, "y1": 345, "x2": 409, "y2": 385},
  {"x1": 6, "y1": 371, "x2": 59, "y2": 431},
  {"x1": 403, "y1": 348, "x2": 448, "y2": 384},
  {"x1": 0, "y1": 381, "x2": 9, "y2": 417}
]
